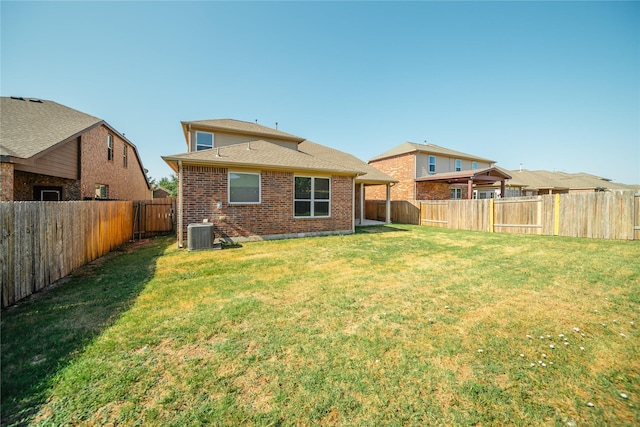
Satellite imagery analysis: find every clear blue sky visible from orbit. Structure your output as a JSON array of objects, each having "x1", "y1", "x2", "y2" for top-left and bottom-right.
[{"x1": 2, "y1": 1, "x2": 639, "y2": 184}]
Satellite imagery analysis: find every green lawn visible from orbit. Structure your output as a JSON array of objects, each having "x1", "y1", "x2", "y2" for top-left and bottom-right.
[{"x1": 2, "y1": 225, "x2": 639, "y2": 426}]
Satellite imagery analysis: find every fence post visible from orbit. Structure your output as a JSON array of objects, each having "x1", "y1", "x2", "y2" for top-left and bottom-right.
[
  {"x1": 489, "y1": 198, "x2": 494, "y2": 232},
  {"x1": 554, "y1": 194, "x2": 560, "y2": 236}
]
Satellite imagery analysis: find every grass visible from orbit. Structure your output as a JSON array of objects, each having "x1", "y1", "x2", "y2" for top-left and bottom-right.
[{"x1": 2, "y1": 225, "x2": 639, "y2": 426}]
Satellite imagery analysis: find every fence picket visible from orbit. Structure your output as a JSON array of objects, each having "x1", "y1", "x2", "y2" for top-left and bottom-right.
[{"x1": 366, "y1": 190, "x2": 638, "y2": 241}]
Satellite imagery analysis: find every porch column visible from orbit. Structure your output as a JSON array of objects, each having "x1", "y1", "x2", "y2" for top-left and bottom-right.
[
  {"x1": 386, "y1": 184, "x2": 391, "y2": 224},
  {"x1": 467, "y1": 179, "x2": 473, "y2": 199},
  {"x1": 500, "y1": 179, "x2": 505, "y2": 198},
  {"x1": 359, "y1": 183, "x2": 365, "y2": 226}
]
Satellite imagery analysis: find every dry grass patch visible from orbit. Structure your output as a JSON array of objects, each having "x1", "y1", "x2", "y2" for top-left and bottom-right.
[{"x1": 2, "y1": 227, "x2": 639, "y2": 426}]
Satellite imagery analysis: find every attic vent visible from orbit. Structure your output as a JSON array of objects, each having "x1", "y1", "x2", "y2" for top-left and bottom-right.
[
  {"x1": 29, "y1": 99, "x2": 43, "y2": 103},
  {"x1": 10, "y1": 96, "x2": 25, "y2": 101}
]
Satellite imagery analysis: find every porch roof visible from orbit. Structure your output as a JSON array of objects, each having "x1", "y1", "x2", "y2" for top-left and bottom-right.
[{"x1": 415, "y1": 167, "x2": 512, "y2": 184}]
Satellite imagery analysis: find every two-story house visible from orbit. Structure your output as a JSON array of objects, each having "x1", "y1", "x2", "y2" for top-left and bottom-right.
[
  {"x1": 0, "y1": 97, "x2": 151, "y2": 201},
  {"x1": 367, "y1": 142, "x2": 511, "y2": 200},
  {"x1": 162, "y1": 119, "x2": 396, "y2": 245}
]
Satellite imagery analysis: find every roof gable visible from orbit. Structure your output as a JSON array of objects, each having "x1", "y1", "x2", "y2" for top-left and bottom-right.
[
  {"x1": 416, "y1": 167, "x2": 512, "y2": 183},
  {"x1": 370, "y1": 141, "x2": 496, "y2": 164},
  {"x1": 181, "y1": 119, "x2": 305, "y2": 143},
  {"x1": 0, "y1": 97, "x2": 103, "y2": 159}
]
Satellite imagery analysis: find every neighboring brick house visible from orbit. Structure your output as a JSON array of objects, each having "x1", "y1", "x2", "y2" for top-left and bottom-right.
[
  {"x1": 162, "y1": 119, "x2": 396, "y2": 244},
  {"x1": 367, "y1": 142, "x2": 510, "y2": 200},
  {"x1": 0, "y1": 97, "x2": 151, "y2": 201}
]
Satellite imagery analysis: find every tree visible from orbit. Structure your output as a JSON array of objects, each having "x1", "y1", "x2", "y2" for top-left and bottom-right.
[{"x1": 157, "y1": 174, "x2": 178, "y2": 197}]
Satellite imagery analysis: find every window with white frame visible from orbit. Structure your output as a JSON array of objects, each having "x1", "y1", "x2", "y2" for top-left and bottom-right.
[
  {"x1": 294, "y1": 176, "x2": 330, "y2": 218},
  {"x1": 195, "y1": 131, "x2": 214, "y2": 151},
  {"x1": 429, "y1": 156, "x2": 436, "y2": 174},
  {"x1": 95, "y1": 184, "x2": 109, "y2": 199},
  {"x1": 472, "y1": 162, "x2": 478, "y2": 169},
  {"x1": 107, "y1": 134, "x2": 114, "y2": 161},
  {"x1": 450, "y1": 188, "x2": 462, "y2": 199},
  {"x1": 229, "y1": 172, "x2": 260, "y2": 204},
  {"x1": 455, "y1": 159, "x2": 462, "y2": 172}
]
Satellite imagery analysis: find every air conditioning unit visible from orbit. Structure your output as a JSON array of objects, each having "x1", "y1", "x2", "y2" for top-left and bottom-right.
[{"x1": 187, "y1": 223, "x2": 214, "y2": 251}]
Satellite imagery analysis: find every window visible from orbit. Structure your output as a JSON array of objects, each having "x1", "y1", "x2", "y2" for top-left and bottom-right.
[
  {"x1": 123, "y1": 145, "x2": 128, "y2": 168},
  {"x1": 505, "y1": 188, "x2": 521, "y2": 198},
  {"x1": 455, "y1": 159, "x2": 462, "y2": 172},
  {"x1": 450, "y1": 188, "x2": 462, "y2": 199},
  {"x1": 95, "y1": 184, "x2": 109, "y2": 199},
  {"x1": 229, "y1": 172, "x2": 260, "y2": 204},
  {"x1": 294, "y1": 176, "x2": 330, "y2": 218},
  {"x1": 196, "y1": 131, "x2": 214, "y2": 151},
  {"x1": 429, "y1": 156, "x2": 436, "y2": 174},
  {"x1": 472, "y1": 162, "x2": 478, "y2": 170},
  {"x1": 35, "y1": 186, "x2": 62, "y2": 201},
  {"x1": 107, "y1": 134, "x2": 114, "y2": 161}
]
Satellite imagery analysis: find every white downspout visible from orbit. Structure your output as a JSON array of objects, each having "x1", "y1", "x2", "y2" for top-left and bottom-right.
[{"x1": 178, "y1": 160, "x2": 184, "y2": 248}]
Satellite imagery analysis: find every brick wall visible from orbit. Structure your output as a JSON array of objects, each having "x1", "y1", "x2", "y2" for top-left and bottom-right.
[
  {"x1": 180, "y1": 166, "x2": 354, "y2": 241},
  {"x1": 12, "y1": 170, "x2": 80, "y2": 200},
  {"x1": 1, "y1": 163, "x2": 14, "y2": 201},
  {"x1": 416, "y1": 182, "x2": 451, "y2": 200},
  {"x1": 80, "y1": 125, "x2": 151, "y2": 200},
  {"x1": 368, "y1": 154, "x2": 415, "y2": 200}
]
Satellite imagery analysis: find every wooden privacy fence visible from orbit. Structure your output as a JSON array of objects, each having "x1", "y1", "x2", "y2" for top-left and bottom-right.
[
  {"x1": 420, "y1": 191, "x2": 639, "y2": 240},
  {"x1": 133, "y1": 198, "x2": 174, "y2": 239},
  {"x1": 367, "y1": 191, "x2": 640, "y2": 240},
  {"x1": 366, "y1": 200, "x2": 421, "y2": 224},
  {"x1": 1, "y1": 201, "x2": 133, "y2": 307}
]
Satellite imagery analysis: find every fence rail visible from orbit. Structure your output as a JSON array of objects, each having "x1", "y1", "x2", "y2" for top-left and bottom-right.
[{"x1": 366, "y1": 191, "x2": 640, "y2": 241}]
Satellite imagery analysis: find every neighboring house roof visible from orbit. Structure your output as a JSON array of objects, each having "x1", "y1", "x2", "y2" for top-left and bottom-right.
[
  {"x1": 1, "y1": 96, "x2": 102, "y2": 159},
  {"x1": 369, "y1": 141, "x2": 496, "y2": 164},
  {"x1": 181, "y1": 119, "x2": 305, "y2": 143},
  {"x1": 163, "y1": 139, "x2": 365, "y2": 175},
  {"x1": 415, "y1": 167, "x2": 512, "y2": 184},
  {"x1": 0, "y1": 96, "x2": 150, "y2": 189},
  {"x1": 507, "y1": 170, "x2": 638, "y2": 192},
  {"x1": 298, "y1": 140, "x2": 397, "y2": 185},
  {"x1": 153, "y1": 186, "x2": 172, "y2": 198}
]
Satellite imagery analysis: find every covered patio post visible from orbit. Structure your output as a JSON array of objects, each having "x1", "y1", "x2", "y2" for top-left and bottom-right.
[
  {"x1": 360, "y1": 183, "x2": 365, "y2": 226},
  {"x1": 467, "y1": 179, "x2": 473, "y2": 199}
]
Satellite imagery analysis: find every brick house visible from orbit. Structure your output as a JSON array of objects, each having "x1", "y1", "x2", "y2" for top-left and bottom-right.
[
  {"x1": 162, "y1": 119, "x2": 396, "y2": 244},
  {"x1": 0, "y1": 97, "x2": 151, "y2": 201},
  {"x1": 367, "y1": 142, "x2": 510, "y2": 200}
]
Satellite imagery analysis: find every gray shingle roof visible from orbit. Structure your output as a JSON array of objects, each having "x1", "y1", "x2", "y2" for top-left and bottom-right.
[
  {"x1": 298, "y1": 141, "x2": 397, "y2": 184},
  {"x1": 370, "y1": 141, "x2": 496, "y2": 164},
  {"x1": 509, "y1": 169, "x2": 638, "y2": 191},
  {"x1": 182, "y1": 119, "x2": 305, "y2": 142},
  {"x1": 415, "y1": 167, "x2": 511, "y2": 182},
  {"x1": 0, "y1": 97, "x2": 102, "y2": 158},
  {"x1": 163, "y1": 139, "x2": 364, "y2": 175}
]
